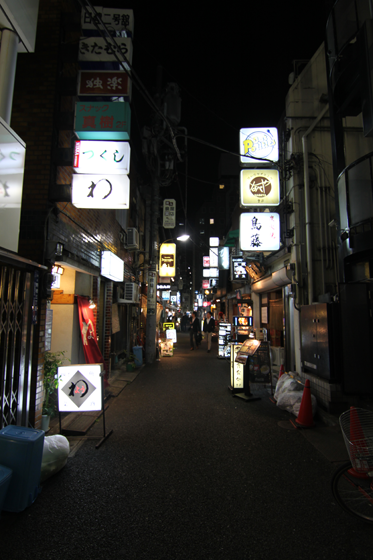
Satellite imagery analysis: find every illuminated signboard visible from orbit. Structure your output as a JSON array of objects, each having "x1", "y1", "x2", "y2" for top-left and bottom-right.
[
  {"x1": 78, "y1": 37, "x2": 133, "y2": 66},
  {"x1": 239, "y1": 127, "x2": 279, "y2": 165},
  {"x1": 74, "y1": 101, "x2": 131, "y2": 141},
  {"x1": 162, "y1": 198, "x2": 176, "y2": 229},
  {"x1": 159, "y1": 243, "x2": 176, "y2": 277},
  {"x1": 218, "y1": 247, "x2": 229, "y2": 270},
  {"x1": 209, "y1": 237, "x2": 219, "y2": 247},
  {"x1": 58, "y1": 364, "x2": 103, "y2": 412},
  {"x1": 240, "y1": 169, "x2": 280, "y2": 207},
  {"x1": 78, "y1": 71, "x2": 131, "y2": 99},
  {"x1": 73, "y1": 140, "x2": 130, "y2": 174},
  {"x1": 203, "y1": 268, "x2": 219, "y2": 278},
  {"x1": 240, "y1": 213, "x2": 280, "y2": 252},
  {"x1": 72, "y1": 174, "x2": 129, "y2": 209},
  {"x1": 231, "y1": 344, "x2": 244, "y2": 389},
  {"x1": 209, "y1": 247, "x2": 218, "y2": 268},
  {"x1": 0, "y1": 121, "x2": 26, "y2": 252},
  {"x1": 81, "y1": 7, "x2": 135, "y2": 36},
  {"x1": 203, "y1": 256, "x2": 210, "y2": 268},
  {"x1": 232, "y1": 256, "x2": 247, "y2": 281},
  {"x1": 202, "y1": 280, "x2": 209, "y2": 289},
  {"x1": 101, "y1": 251, "x2": 124, "y2": 282}
]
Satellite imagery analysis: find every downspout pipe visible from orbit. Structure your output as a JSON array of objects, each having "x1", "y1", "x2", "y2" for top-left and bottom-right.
[
  {"x1": 0, "y1": 28, "x2": 19, "y2": 124},
  {"x1": 302, "y1": 104, "x2": 329, "y2": 304}
]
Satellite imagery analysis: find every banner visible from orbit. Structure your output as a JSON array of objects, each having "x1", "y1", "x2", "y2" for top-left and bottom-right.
[{"x1": 76, "y1": 296, "x2": 107, "y2": 383}]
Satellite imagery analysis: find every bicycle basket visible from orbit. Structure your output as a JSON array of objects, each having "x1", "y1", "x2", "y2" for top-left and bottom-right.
[{"x1": 339, "y1": 407, "x2": 373, "y2": 473}]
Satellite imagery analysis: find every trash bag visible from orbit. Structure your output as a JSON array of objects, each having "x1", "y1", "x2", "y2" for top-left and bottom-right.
[
  {"x1": 40, "y1": 435, "x2": 70, "y2": 483},
  {"x1": 277, "y1": 390, "x2": 317, "y2": 418},
  {"x1": 274, "y1": 373, "x2": 302, "y2": 401}
]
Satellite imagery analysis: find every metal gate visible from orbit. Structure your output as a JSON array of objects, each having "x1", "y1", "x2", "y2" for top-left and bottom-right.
[{"x1": 0, "y1": 251, "x2": 42, "y2": 428}]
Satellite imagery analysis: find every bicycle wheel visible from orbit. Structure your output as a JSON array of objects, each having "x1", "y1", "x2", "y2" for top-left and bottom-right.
[{"x1": 331, "y1": 461, "x2": 373, "y2": 524}]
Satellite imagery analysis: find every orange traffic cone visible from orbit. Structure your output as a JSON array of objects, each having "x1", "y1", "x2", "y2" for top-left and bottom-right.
[
  {"x1": 295, "y1": 379, "x2": 315, "y2": 427},
  {"x1": 278, "y1": 364, "x2": 285, "y2": 379}
]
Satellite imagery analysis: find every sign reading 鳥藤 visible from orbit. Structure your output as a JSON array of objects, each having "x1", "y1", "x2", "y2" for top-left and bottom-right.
[
  {"x1": 78, "y1": 71, "x2": 131, "y2": 99},
  {"x1": 239, "y1": 212, "x2": 280, "y2": 252},
  {"x1": 81, "y1": 7, "x2": 134, "y2": 37},
  {"x1": 240, "y1": 169, "x2": 280, "y2": 207},
  {"x1": 239, "y1": 128, "x2": 278, "y2": 165},
  {"x1": 78, "y1": 37, "x2": 133, "y2": 66},
  {"x1": 74, "y1": 102, "x2": 131, "y2": 140},
  {"x1": 73, "y1": 140, "x2": 130, "y2": 174},
  {"x1": 72, "y1": 174, "x2": 129, "y2": 209}
]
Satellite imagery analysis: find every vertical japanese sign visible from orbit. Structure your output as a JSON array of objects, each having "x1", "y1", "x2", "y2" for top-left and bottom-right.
[
  {"x1": 162, "y1": 199, "x2": 176, "y2": 228},
  {"x1": 239, "y1": 212, "x2": 280, "y2": 251},
  {"x1": 147, "y1": 271, "x2": 157, "y2": 315},
  {"x1": 159, "y1": 243, "x2": 176, "y2": 277}
]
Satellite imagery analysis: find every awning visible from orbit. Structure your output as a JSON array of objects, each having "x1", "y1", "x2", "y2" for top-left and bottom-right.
[
  {"x1": 224, "y1": 229, "x2": 239, "y2": 247},
  {"x1": 251, "y1": 266, "x2": 293, "y2": 293}
]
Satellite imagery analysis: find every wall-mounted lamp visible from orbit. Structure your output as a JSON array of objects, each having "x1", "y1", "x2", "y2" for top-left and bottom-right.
[
  {"x1": 55, "y1": 242, "x2": 64, "y2": 256},
  {"x1": 340, "y1": 231, "x2": 349, "y2": 242},
  {"x1": 89, "y1": 299, "x2": 96, "y2": 309},
  {"x1": 52, "y1": 265, "x2": 64, "y2": 275}
]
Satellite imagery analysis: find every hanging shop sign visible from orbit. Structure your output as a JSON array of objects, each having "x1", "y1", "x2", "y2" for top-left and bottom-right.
[
  {"x1": 240, "y1": 169, "x2": 280, "y2": 207},
  {"x1": 209, "y1": 247, "x2": 218, "y2": 268},
  {"x1": 218, "y1": 246, "x2": 230, "y2": 270},
  {"x1": 202, "y1": 280, "x2": 209, "y2": 289},
  {"x1": 162, "y1": 198, "x2": 176, "y2": 228},
  {"x1": 147, "y1": 270, "x2": 157, "y2": 315},
  {"x1": 73, "y1": 140, "x2": 130, "y2": 174},
  {"x1": 232, "y1": 256, "x2": 247, "y2": 281},
  {"x1": 239, "y1": 127, "x2": 278, "y2": 165},
  {"x1": 159, "y1": 243, "x2": 176, "y2": 277},
  {"x1": 203, "y1": 268, "x2": 219, "y2": 278},
  {"x1": 78, "y1": 71, "x2": 131, "y2": 99},
  {"x1": 240, "y1": 212, "x2": 280, "y2": 252},
  {"x1": 78, "y1": 37, "x2": 133, "y2": 66},
  {"x1": 58, "y1": 363, "x2": 103, "y2": 412},
  {"x1": 72, "y1": 174, "x2": 129, "y2": 209},
  {"x1": 74, "y1": 101, "x2": 131, "y2": 141},
  {"x1": 203, "y1": 256, "x2": 210, "y2": 267},
  {"x1": 101, "y1": 251, "x2": 124, "y2": 282},
  {"x1": 81, "y1": 7, "x2": 134, "y2": 37},
  {"x1": 209, "y1": 237, "x2": 219, "y2": 247},
  {"x1": 0, "y1": 123, "x2": 26, "y2": 252}
]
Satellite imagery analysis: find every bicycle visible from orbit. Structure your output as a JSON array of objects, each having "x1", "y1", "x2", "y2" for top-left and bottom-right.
[{"x1": 331, "y1": 407, "x2": 373, "y2": 524}]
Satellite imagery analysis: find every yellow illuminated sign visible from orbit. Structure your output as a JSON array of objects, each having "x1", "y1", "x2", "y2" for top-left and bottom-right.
[
  {"x1": 240, "y1": 169, "x2": 280, "y2": 207},
  {"x1": 163, "y1": 322, "x2": 175, "y2": 331},
  {"x1": 159, "y1": 243, "x2": 176, "y2": 277}
]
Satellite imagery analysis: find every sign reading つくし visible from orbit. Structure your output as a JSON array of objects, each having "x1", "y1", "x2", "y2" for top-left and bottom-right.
[{"x1": 240, "y1": 169, "x2": 280, "y2": 207}]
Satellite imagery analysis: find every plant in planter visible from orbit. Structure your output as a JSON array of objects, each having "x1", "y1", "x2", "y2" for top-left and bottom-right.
[
  {"x1": 125, "y1": 350, "x2": 137, "y2": 372},
  {"x1": 42, "y1": 351, "x2": 67, "y2": 430}
]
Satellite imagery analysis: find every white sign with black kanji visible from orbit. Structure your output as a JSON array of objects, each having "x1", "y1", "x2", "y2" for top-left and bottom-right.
[{"x1": 58, "y1": 364, "x2": 103, "y2": 412}]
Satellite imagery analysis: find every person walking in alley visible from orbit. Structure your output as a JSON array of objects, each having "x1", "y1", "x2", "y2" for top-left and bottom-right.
[
  {"x1": 203, "y1": 311, "x2": 215, "y2": 353},
  {"x1": 189, "y1": 311, "x2": 201, "y2": 350}
]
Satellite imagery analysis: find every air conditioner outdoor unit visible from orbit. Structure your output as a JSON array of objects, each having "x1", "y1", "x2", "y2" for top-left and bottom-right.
[
  {"x1": 118, "y1": 282, "x2": 139, "y2": 304},
  {"x1": 127, "y1": 228, "x2": 139, "y2": 249}
]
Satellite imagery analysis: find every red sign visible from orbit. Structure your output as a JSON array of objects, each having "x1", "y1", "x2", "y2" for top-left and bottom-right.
[
  {"x1": 202, "y1": 280, "x2": 209, "y2": 289},
  {"x1": 78, "y1": 71, "x2": 131, "y2": 98},
  {"x1": 77, "y1": 296, "x2": 108, "y2": 386}
]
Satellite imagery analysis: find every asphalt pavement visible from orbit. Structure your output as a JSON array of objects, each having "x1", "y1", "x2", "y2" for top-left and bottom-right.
[{"x1": 1, "y1": 333, "x2": 372, "y2": 560}]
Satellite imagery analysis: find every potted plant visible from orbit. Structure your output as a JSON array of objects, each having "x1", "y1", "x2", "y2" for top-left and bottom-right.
[
  {"x1": 125, "y1": 350, "x2": 137, "y2": 372},
  {"x1": 42, "y1": 351, "x2": 66, "y2": 431}
]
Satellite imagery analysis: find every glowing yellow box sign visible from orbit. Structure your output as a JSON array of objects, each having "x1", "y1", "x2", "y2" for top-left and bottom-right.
[
  {"x1": 163, "y1": 322, "x2": 175, "y2": 331},
  {"x1": 159, "y1": 243, "x2": 176, "y2": 277}
]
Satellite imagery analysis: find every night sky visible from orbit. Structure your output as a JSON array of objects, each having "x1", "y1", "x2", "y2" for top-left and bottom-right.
[{"x1": 98, "y1": 1, "x2": 333, "y2": 219}]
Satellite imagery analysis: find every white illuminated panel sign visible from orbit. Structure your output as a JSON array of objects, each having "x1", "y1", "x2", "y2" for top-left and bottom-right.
[
  {"x1": 209, "y1": 247, "x2": 218, "y2": 268},
  {"x1": 239, "y1": 128, "x2": 279, "y2": 164},
  {"x1": 58, "y1": 363, "x2": 103, "y2": 412},
  {"x1": 240, "y1": 169, "x2": 280, "y2": 206},
  {"x1": 159, "y1": 243, "x2": 176, "y2": 277},
  {"x1": 101, "y1": 251, "x2": 124, "y2": 282},
  {"x1": 218, "y1": 247, "x2": 229, "y2": 270},
  {"x1": 231, "y1": 344, "x2": 244, "y2": 389},
  {"x1": 72, "y1": 174, "x2": 129, "y2": 209},
  {"x1": 209, "y1": 237, "x2": 219, "y2": 247},
  {"x1": 78, "y1": 37, "x2": 133, "y2": 65},
  {"x1": 73, "y1": 140, "x2": 130, "y2": 174},
  {"x1": 240, "y1": 213, "x2": 280, "y2": 252},
  {"x1": 0, "y1": 121, "x2": 26, "y2": 252},
  {"x1": 203, "y1": 268, "x2": 219, "y2": 278},
  {"x1": 81, "y1": 7, "x2": 135, "y2": 36}
]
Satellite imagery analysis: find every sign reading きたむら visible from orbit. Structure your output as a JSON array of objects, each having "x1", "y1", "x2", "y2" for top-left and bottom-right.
[{"x1": 58, "y1": 364, "x2": 103, "y2": 412}]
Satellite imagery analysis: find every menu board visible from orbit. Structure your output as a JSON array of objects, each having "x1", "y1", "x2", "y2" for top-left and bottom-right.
[
  {"x1": 235, "y1": 338, "x2": 261, "y2": 364},
  {"x1": 248, "y1": 341, "x2": 271, "y2": 383},
  {"x1": 218, "y1": 322, "x2": 232, "y2": 358}
]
